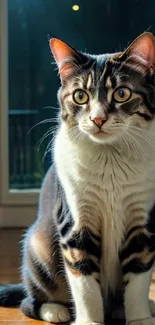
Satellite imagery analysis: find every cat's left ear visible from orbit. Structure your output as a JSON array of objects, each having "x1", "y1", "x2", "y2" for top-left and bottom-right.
[
  {"x1": 120, "y1": 32, "x2": 155, "y2": 75},
  {"x1": 49, "y1": 38, "x2": 85, "y2": 82}
]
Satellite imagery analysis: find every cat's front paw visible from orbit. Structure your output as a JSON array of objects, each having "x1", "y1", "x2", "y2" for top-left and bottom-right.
[
  {"x1": 39, "y1": 303, "x2": 71, "y2": 323},
  {"x1": 127, "y1": 318, "x2": 155, "y2": 325}
]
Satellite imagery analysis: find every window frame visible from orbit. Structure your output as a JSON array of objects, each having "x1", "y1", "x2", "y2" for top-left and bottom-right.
[{"x1": 0, "y1": 0, "x2": 39, "y2": 225}]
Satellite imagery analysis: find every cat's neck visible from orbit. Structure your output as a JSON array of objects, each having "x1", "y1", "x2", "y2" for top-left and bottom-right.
[{"x1": 54, "y1": 123, "x2": 155, "y2": 188}]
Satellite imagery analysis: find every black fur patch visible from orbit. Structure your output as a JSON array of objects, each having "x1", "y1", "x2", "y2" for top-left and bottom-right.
[
  {"x1": 66, "y1": 228, "x2": 101, "y2": 260},
  {"x1": 122, "y1": 256, "x2": 155, "y2": 275},
  {"x1": 65, "y1": 258, "x2": 100, "y2": 275}
]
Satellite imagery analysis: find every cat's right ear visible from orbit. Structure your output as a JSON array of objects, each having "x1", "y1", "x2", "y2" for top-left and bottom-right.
[
  {"x1": 49, "y1": 38, "x2": 81, "y2": 82},
  {"x1": 120, "y1": 32, "x2": 155, "y2": 75}
]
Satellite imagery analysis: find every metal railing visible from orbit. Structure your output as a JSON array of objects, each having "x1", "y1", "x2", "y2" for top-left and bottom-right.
[{"x1": 9, "y1": 110, "x2": 45, "y2": 189}]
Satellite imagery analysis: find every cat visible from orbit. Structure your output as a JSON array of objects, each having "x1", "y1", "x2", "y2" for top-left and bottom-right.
[{"x1": 1, "y1": 32, "x2": 155, "y2": 325}]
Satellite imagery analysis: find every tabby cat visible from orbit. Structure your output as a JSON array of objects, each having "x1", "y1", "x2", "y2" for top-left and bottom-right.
[{"x1": 1, "y1": 32, "x2": 155, "y2": 325}]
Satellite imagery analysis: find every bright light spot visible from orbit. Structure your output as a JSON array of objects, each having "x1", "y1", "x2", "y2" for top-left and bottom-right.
[{"x1": 72, "y1": 4, "x2": 80, "y2": 11}]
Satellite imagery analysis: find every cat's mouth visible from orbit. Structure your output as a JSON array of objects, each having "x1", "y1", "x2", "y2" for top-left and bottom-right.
[{"x1": 92, "y1": 130, "x2": 111, "y2": 138}]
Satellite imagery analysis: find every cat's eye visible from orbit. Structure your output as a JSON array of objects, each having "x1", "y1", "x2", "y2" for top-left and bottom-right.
[
  {"x1": 73, "y1": 89, "x2": 89, "y2": 105},
  {"x1": 113, "y1": 87, "x2": 131, "y2": 103}
]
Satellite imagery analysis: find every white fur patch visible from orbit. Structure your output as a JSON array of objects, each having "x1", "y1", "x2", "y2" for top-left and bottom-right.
[
  {"x1": 124, "y1": 270, "x2": 152, "y2": 321},
  {"x1": 55, "y1": 123, "x2": 155, "y2": 297},
  {"x1": 87, "y1": 73, "x2": 92, "y2": 89},
  {"x1": 66, "y1": 271, "x2": 104, "y2": 323},
  {"x1": 39, "y1": 303, "x2": 71, "y2": 323}
]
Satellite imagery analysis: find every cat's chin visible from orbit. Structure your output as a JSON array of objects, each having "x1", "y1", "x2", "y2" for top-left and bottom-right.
[{"x1": 89, "y1": 131, "x2": 115, "y2": 144}]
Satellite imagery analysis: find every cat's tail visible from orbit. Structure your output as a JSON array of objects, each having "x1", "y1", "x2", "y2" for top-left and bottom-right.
[{"x1": 0, "y1": 283, "x2": 26, "y2": 307}]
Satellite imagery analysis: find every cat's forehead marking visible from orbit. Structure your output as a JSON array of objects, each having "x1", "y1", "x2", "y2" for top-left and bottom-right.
[
  {"x1": 105, "y1": 77, "x2": 112, "y2": 89},
  {"x1": 91, "y1": 70, "x2": 95, "y2": 87},
  {"x1": 105, "y1": 77, "x2": 114, "y2": 103},
  {"x1": 86, "y1": 73, "x2": 92, "y2": 89}
]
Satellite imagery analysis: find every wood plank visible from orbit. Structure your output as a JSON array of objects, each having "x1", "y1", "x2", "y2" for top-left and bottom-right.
[{"x1": 0, "y1": 306, "x2": 51, "y2": 324}]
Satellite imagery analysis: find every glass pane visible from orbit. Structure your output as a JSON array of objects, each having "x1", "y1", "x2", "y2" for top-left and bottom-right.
[{"x1": 8, "y1": 0, "x2": 155, "y2": 189}]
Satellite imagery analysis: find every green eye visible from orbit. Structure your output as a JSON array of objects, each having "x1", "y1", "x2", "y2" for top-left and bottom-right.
[
  {"x1": 73, "y1": 89, "x2": 89, "y2": 105},
  {"x1": 113, "y1": 87, "x2": 131, "y2": 103}
]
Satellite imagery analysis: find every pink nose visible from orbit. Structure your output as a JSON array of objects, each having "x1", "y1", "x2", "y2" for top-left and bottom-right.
[{"x1": 90, "y1": 117, "x2": 107, "y2": 127}]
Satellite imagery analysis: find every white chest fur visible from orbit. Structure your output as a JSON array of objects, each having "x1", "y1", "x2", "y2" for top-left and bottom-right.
[{"x1": 54, "y1": 125, "x2": 155, "y2": 292}]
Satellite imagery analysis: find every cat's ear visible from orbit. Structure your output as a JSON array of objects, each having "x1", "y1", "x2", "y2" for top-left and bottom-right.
[
  {"x1": 49, "y1": 38, "x2": 83, "y2": 82},
  {"x1": 120, "y1": 32, "x2": 155, "y2": 75}
]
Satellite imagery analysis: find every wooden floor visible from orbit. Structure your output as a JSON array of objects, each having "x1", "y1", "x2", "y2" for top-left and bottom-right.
[{"x1": 0, "y1": 228, "x2": 155, "y2": 325}]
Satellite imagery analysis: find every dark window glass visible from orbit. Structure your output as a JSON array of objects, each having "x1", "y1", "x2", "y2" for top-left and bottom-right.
[{"x1": 8, "y1": 0, "x2": 155, "y2": 189}]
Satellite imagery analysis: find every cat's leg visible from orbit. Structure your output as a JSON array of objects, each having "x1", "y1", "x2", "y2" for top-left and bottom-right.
[
  {"x1": 20, "y1": 166, "x2": 72, "y2": 323},
  {"x1": 120, "y1": 219, "x2": 155, "y2": 325},
  {"x1": 21, "y1": 270, "x2": 71, "y2": 323},
  {"x1": 61, "y1": 226, "x2": 104, "y2": 325},
  {"x1": 21, "y1": 227, "x2": 71, "y2": 323}
]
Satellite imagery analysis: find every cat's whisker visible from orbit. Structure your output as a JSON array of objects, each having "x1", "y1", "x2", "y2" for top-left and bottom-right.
[
  {"x1": 41, "y1": 105, "x2": 60, "y2": 111},
  {"x1": 120, "y1": 133, "x2": 131, "y2": 159},
  {"x1": 127, "y1": 129, "x2": 155, "y2": 151},
  {"x1": 37, "y1": 126, "x2": 57, "y2": 150},
  {"x1": 68, "y1": 126, "x2": 84, "y2": 144},
  {"x1": 128, "y1": 134, "x2": 143, "y2": 160},
  {"x1": 125, "y1": 131, "x2": 147, "y2": 160},
  {"x1": 42, "y1": 138, "x2": 54, "y2": 162},
  {"x1": 127, "y1": 125, "x2": 155, "y2": 138},
  {"x1": 69, "y1": 131, "x2": 82, "y2": 144},
  {"x1": 124, "y1": 133, "x2": 141, "y2": 160},
  {"x1": 28, "y1": 118, "x2": 58, "y2": 134}
]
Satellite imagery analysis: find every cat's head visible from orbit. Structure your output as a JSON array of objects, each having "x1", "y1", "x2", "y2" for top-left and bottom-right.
[{"x1": 49, "y1": 32, "x2": 155, "y2": 145}]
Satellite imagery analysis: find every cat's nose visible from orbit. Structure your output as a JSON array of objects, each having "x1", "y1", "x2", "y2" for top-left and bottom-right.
[{"x1": 90, "y1": 116, "x2": 107, "y2": 127}]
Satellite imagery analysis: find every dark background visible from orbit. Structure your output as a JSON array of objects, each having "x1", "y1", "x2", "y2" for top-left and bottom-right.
[{"x1": 8, "y1": 0, "x2": 155, "y2": 188}]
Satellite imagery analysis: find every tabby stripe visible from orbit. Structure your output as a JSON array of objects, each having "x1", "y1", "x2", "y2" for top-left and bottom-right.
[
  {"x1": 122, "y1": 250, "x2": 155, "y2": 266},
  {"x1": 57, "y1": 212, "x2": 65, "y2": 224},
  {"x1": 24, "y1": 271, "x2": 44, "y2": 298},
  {"x1": 103, "y1": 63, "x2": 117, "y2": 89},
  {"x1": 134, "y1": 112, "x2": 152, "y2": 121},
  {"x1": 110, "y1": 75, "x2": 117, "y2": 89},
  {"x1": 122, "y1": 256, "x2": 155, "y2": 275},
  {"x1": 66, "y1": 230, "x2": 101, "y2": 259},
  {"x1": 125, "y1": 227, "x2": 152, "y2": 250},
  {"x1": 134, "y1": 90, "x2": 155, "y2": 114},
  {"x1": 147, "y1": 203, "x2": 155, "y2": 233},
  {"x1": 125, "y1": 225, "x2": 144, "y2": 240},
  {"x1": 120, "y1": 232, "x2": 155, "y2": 261},
  {"x1": 57, "y1": 202, "x2": 65, "y2": 224},
  {"x1": 60, "y1": 216, "x2": 74, "y2": 237},
  {"x1": 88, "y1": 229, "x2": 100, "y2": 242},
  {"x1": 80, "y1": 58, "x2": 95, "y2": 70},
  {"x1": 125, "y1": 217, "x2": 144, "y2": 233},
  {"x1": 65, "y1": 258, "x2": 100, "y2": 276},
  {"x1": 29, "y1": 253, "x2": 55, "y2": 288},
  {"x1": 115, "y1": 64, "x2": 140, "y2": 80},
  {"x1": 125, "y1": 62, "x2": 147, "y2": 74}
]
